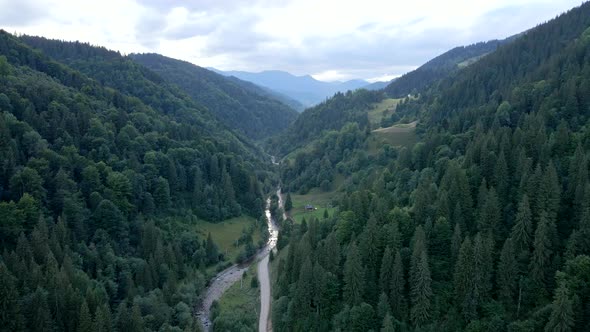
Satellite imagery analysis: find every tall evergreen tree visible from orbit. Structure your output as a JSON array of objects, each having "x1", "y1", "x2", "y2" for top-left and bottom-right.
[
  {"x1": 390, "y1": 250, "x2": 406, "y2": 321},
  {"x1": 530, "y1": 212, "x2": 553, "y2": 302},
  {"x1": 410, "y1": 251, "x2": 432, "y2": 327},
  {"x1": 379, "y1": 246, "x2": 394, "y2": 296},
  {"x1": 381, "y1": 313, "x2": 396, "y2": 332},
  {"x1": 285, "y1": 192, "x2": 293, "y2": 211},
  {"x1": 511, "y1": 195, "x2": 533, "y2": 252},
  {"x1": 497, "y1": 237, "x2": 518, "y2": 307},
  {"x1": 544, "y1": 282, "x2": 574, "y2": 332},
  {"x1": 77, "y1": 300, "x2": 93, "y2": 332},
  {"x1": 344, "y1": 242, "x2": 364, "y2": 306}
]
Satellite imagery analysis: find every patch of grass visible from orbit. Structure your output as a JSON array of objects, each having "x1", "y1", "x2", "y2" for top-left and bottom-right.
[
  {"x1": 213, "y1": 265, "x2": 259, "y2": 330},
  {"x1": 368, "y1": 98, "x2": 402, "y2": 126},
  {"x1": 196, "y1": 216, "x2": 262, "y2": 263},
  {"x1": 286, "y1": 188, "x2": 337, "y2": 224},
  {"x1": 369, "y1": 121, "x2": 418, "y2": 151}
]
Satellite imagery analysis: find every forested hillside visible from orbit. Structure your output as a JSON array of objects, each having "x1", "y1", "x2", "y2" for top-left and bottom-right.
[
  {"x1": 384, "y1": 37, "x2": 514, "y2": 98},
  {"x1": 0, "y1": 30, "x2": 270, "y2": 331},
  {"x1": 273, "y1": 3, "x2": 590, "y2": 332},
  {"x1": 130, "y1": 53, "x2": 299, "y2": 140},
  {"x1": 267, "y1": 89, "x2": 383, "y2": 156}
]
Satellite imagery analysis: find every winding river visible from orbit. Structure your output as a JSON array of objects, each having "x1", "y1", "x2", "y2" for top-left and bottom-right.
[{"x1": 196, "y1": 188, "x2": 281, "y2": 332}]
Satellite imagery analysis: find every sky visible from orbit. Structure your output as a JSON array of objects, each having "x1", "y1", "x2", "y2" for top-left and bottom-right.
[{"x1": 0, "y1": 0, "x2": 583, "y2": 82}]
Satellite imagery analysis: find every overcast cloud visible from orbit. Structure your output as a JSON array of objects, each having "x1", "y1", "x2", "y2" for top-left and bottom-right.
[{"x1": 0, "y1": 0, "x2": 583, "y2": 81}]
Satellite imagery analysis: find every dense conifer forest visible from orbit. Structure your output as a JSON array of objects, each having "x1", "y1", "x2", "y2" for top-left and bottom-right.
[
  {"x1": 271, "y1": 3, "x2": 590, "y2": 332},
  {"x1": 0, "y1": 30, "x2": 272, "y2": 331},
  {"x1": 1, "y1": 2, "x2": 590, "y2": 332}
]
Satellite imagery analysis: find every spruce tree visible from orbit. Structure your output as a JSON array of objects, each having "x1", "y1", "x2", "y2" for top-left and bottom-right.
[
  {"x1": 285, "y1": 192, "x2": 293, "y2": 211},
  {"x1": 130, "y1": 302, "x2": 143, "y2": 332},
  {"x1": 544, "y1": 283, "x2": 574, "y2": 332},
  {"x1": 511, "y1": 195, "x2": 533, "y2": 252},
  {"x1": 454, "y1": 236, "x2": 477, "y2": 321},
  {"x1": 0, "y1": 263, "x2": 24, "y2": 331},
  {"x1": 497, "y1": 237, "x2": 518, "y2": 307},
  {"x1": 344, "y1": 242, "x2": 364, "y2": 306},
  {"x1": 381, "y1": 313, "x2": 396, "y2": 332},
  {"x1": 410, "y1": 251, "x2": 432, "y2": 327},
  {"x1": 390, "y1": 250, "x2": 406, "y2": 321},
  {"x1": 530, "y1": 211, "x2": 553, "y2": 302},
  {"x1": 77, "y1": 300, "x2": 93, "y2": 332},
  {"x1": 379, "y1": 246, "x2": 394, "y2": 296}
]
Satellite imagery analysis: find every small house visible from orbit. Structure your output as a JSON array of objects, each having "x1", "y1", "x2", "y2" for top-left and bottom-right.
[{"x1": 305, "y1": 204, "x2": 316, "y2": 211}]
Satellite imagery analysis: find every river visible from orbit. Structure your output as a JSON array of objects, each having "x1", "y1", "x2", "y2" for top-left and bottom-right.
[{"x1": 196, "y1": 188, "x2": 281, "y2": 332}]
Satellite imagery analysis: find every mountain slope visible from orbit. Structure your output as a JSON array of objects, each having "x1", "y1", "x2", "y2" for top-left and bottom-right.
[
  {"x1": 0, "y1": 29, "x2": 273, "y2": 331},
  {"x1": 384, "y1": 36, "x2": 516, "y2": 98},
  {"x1": 130, "y1": 53, "x2": 299, "y2": 140},
  {"x1": 272, "y1": 3, "x2": 590, "y2": 332},
  {"x1": 214, "y1": 69, "x2": 368, "y2": 107}
]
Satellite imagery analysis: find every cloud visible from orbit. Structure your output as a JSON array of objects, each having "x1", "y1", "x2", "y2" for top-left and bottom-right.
[
  {"x1": 1, "y1": 0, "x2": 583, "y2": 81},
  {"x1": 0, "y1": 0, "x2": 47, "y2": 26}
]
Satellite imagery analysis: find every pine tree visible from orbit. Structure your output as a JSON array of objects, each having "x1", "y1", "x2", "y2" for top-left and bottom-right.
[
  {"x1": 497, "y1": 237, "x2": 518, "y2": 307},
  {"x1": 344, "y1": 242, "x2": 364, "y2": 306},
  {"x1": 129, "y1": 302, "x2": 143, "y2": 332},
  {"x1": 454, "y1": 236, "x2": 477, "y2": 321},
  {"x1": 390, "y1": 250, "x2": 406, "y2": 321},
  {"x1": 379, "y1": 246, "x2": 394, "y2": 296},
  {"x1": 410, "y1": 226, "x2": 426, "y2": 290},
  {"x1": 451, "y1": 222, "x2": 462, "y2": 263},
  {"x1": 410, "y1": 251, "x2": 432, "y2": 327},
  {"x1": 530, "y1": 211, "x2": 553, "y2": 302},
  {"x1": 0, "y1": 263, "x2": 24, "y2": 331},
  {"x1": 77, "y1": 300, "x2": 93, "y2": 332},
  {"x1": 285, "y1": 192, "x2": 293, "y2": 211},
  {"x1": 381, "y1": 313, "x2": 396, "y2": 332},
  {"x1": 473, "y1": 232, "x2": 493, "y2": 299},
  {"x1": 544, "y1": 283, "x2": 574, "y2": 332},
  {"x1": 377, "y1": 292, "x2": 391, "y2": 322},
  {"x1": 511, "y1": 195, "x2": 533, "y2": 252}
]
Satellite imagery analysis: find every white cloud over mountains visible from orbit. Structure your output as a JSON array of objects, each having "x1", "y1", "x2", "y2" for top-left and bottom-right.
[{"x1": 0, "y1": 0, "x2": 582, "y2": 81}]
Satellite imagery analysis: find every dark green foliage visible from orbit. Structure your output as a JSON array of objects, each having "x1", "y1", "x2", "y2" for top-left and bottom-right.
[
  {"x1": 0, "y1": 29, "x2": 270, "y2": 331},
  {"x1": 285, "y1": 192, "x2": 293, "y2": 211},
  {"x1": 544, "y1": 282, "x2": 574, "y2": 332},
  {"x1": 271, "y1": 3, "x2": 590, "y2": 331},
  {"x1": 384, "y1": 38, "x2": 514, "y2": 98},
  {"x1": 130, "y1": 53, "x2": 299, "y2": 140}
]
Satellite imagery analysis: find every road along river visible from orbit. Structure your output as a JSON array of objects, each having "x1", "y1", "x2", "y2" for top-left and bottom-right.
[
  {"x1": 196, "y1": 189, "x2": 281, "y2": 332},
  {"x1": 257, "y1": 188, "x2": 281, "y2": 332}
]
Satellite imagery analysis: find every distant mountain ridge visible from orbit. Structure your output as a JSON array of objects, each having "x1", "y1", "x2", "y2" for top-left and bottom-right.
[
  {"x1": 130, "y1": 53, "x2": 300, "y2": 140},
  {"x1": 211, "y1": 68, "x2": 368, "y2": 107},
  {"x1": 384, "y1": 36, "x2": 518, "y2": 97}
]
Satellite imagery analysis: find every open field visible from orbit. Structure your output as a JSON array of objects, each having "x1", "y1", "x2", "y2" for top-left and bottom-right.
[
  {"x1": 195, "y1": 216, "x2": 262, "y2": 263},
  {"x1": 287, "y1": 187, "x2": 337, "y2": 223},
  {"x1": 367, "y1": 98, "x2": 402, "y2": 126},
  {"x1": 369, "y1": 121, "x2": 418, "y2": 152}
]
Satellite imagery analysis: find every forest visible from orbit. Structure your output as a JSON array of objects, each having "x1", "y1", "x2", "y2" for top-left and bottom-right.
[
  {"x1": 1, "y1": 1, "x2": 590, "y2": 332},
  {"x1": 270, "y1": 2, "x2": 590, "y2": 332},
  {"x1": 0, "y1": 30, "x2": 274, "y2": 331}
]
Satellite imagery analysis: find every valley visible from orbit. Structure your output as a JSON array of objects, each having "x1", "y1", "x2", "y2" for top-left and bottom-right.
[{"x1": 0, "y1": 2, "x2": 589, "y2": 332}]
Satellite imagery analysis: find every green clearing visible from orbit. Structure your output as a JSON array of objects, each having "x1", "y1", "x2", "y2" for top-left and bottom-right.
[
  {"x1": 367, "y1": 98, "x2": 402, "y2": 126},
  {"x1": 195, "y1": 216, "x2": 262, "y2": 263},
  {"x1": 286, "y1": 187, "x2": 338, "y2": 224},
  {"x1": 213, "y1": 264, "x2": 259, "y2": 330},
  {"x1": 368, "y1": 121, "x2": 418, "y2": 153}
]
